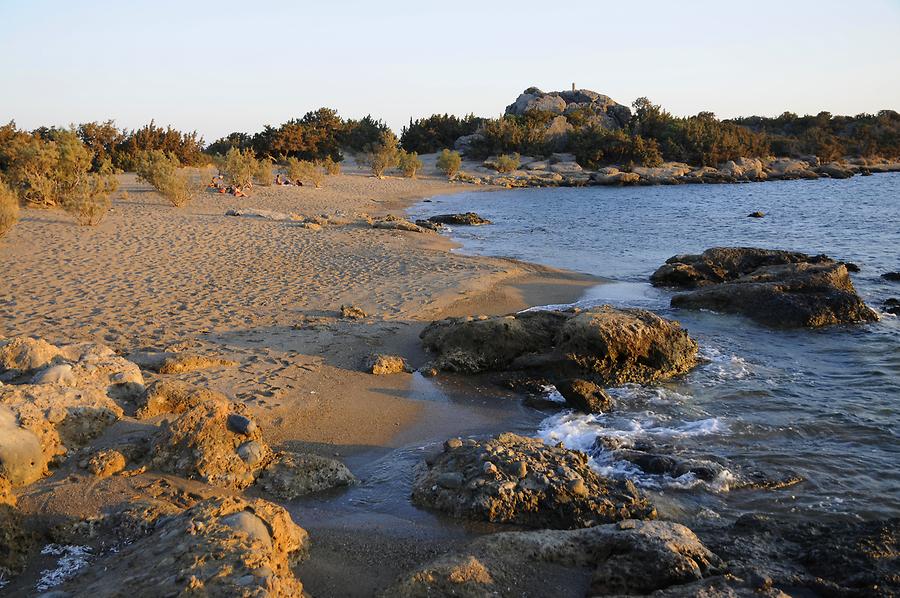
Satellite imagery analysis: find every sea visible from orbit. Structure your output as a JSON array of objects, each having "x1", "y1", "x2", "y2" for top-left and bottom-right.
[{"x1": 409, "y1": 173, "x2": 900, "y2": 523}]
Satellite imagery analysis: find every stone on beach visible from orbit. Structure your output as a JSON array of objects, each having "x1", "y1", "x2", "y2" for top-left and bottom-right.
[
  {"x1": 365, "y1": 353, "x2": 412, "y2": 375},
  {"x1": 651, "y1": 247, "x2": 878, "y2": 327},
  {"x1": 411, "y1": 433, "x2": 655, "y2": 528},
  {"x1": 256, "y1": 451, "x2": 356, "y2": 499},
  {"x1": 128, "y1": 350, "x2": 237, "y2": 374},
  {"x1": 136, "y1": 379, "x2": 227, "y2": 419},
  {"x1": 420, "y1": 305, "x2": 698, "y2": 385}
]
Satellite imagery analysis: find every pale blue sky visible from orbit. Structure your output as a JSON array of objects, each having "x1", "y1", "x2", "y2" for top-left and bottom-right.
[{"x1": 2, "y1": 0, "x2": 899, "y2": 142}]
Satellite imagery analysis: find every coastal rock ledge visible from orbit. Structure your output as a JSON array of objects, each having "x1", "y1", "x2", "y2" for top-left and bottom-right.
[
  {"x1": 412, "y1": 433, "x2": 655, "y2": 528},
  {"x1": 651, "y1": 247, "x2": 878, "y2": 327},
  {"x1": 420, "y1": 306, "x2": 698, "y2": 384}
]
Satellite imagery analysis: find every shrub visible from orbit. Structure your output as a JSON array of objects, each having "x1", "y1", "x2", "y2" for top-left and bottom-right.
[
  {"x1": 3, "y1": 129, "x2": 94, "y2": 207},
  {"x1": 115, "y1": 120, "x2": 205, "y2": 170},
  {"x1": 570, "y1": 127, "x2": 663, "y2": 168},
  {"x1": 255, "y1": 157, "x2": 274, "y2": 186},
  {"x1": 398, "y1": 150, "x2": 423, "y2": 178},
  {"x1": 285, "y1": 156, "x2": 303, "y2": 181},
  {"x1": 135, "y1": 150, "x2": 194, "y2": 207},
  {"x1": 0, "y1": 178, "x2": 19, "y2": 239},
  {"x1": 295, "y1": 160, "x2": 324, "y2": 188},
  {"x1": 436, "y1": 149, "x2": 462, "y2": 177},
  {"x1": 321, "y1": 155, "x2": 341, "y2": 175},
  {"x1": 222, "y1": 147, "x2": 257, "y2": 188},
  {"x1": 62, "y1": 178, "x2": 113, "y2": 226},
  {"x1": 494, "y1": 153, "x2": 520, "y2": 173},
  {"x1": 367, "y1": 130, "x2": 400, "y2": 178},
  {"x1": 400, "y1": 113, "x2": 483, "y2": 154}
]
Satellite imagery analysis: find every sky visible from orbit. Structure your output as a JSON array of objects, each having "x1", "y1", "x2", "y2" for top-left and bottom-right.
[{"x1": 1, "y1": 0, "x2": 899, "y2": 143}]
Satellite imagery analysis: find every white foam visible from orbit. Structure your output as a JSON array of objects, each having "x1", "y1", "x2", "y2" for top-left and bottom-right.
[{"x1": 37, "y1": 544, "x2": 92, "y2": 591}]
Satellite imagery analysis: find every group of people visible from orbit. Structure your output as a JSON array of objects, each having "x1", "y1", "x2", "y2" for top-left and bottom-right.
[
  {"x1": 274, "y1": 173, "x2": 303, "y2": 186},
  {"x1": 208, "y1": 175, "x2": 250, "y2": 197}
]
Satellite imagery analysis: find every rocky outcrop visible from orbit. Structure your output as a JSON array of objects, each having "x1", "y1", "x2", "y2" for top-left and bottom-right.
[
  {"x1": 255, "y1": 451, "x2": 355, "y2": 499},
  {"x1": 57, "y1": 496, "x2": 308, "y2": 597},
  {"x1": 128, "y1": 350, "x2": 237, "y2": 374},
  {"x1": 505, "y1": 87, "x2": 632, "y2": 131},
  {"x1": 370, "y1": 214, "x2": 434, "y2": 233},
  {"x1": 149, "y1": 397, "x2": 272, "y2": 489},
  {"x1": 137, "y1": 379, "x2": 227, "y2": 419},
  {"x1": 651, "y1": 248, "x2": 878, "y2": 327},
  {"x1": 0, "y1": 339, "x2": 143, "y2": 482},
  {"x1": 412, "y1": 433, "x2": 654, "y2": 528},
  {"x1": 0, "y1": 499, "x2": 35, "y2": 583},
  {"x1": 385, "y1": 519, "x2": 721, "y2": 597},
  {"x1": 420, "y1": 306, "x2": 698, "y2": 385},
  {"x1": 427, "y1": 212, "x2": 492, "y2": 226}
]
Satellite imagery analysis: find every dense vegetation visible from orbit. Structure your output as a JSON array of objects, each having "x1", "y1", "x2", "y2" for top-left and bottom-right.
[
  {"x1": 207, "y1": 109, "x2": 391, "y2": 162},
  {"x1": 400, "y1": 114, "x2": 483, "y2": 154}
]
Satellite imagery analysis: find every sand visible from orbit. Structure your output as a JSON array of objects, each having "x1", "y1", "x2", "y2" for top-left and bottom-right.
[{"x1": 0, "y1": 164, "x2": 597, "y2": 595}]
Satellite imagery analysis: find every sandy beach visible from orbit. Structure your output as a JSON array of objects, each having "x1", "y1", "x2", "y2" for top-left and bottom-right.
[{"x1": 0, "y1": 165, "x2": 597, "y2": 595}]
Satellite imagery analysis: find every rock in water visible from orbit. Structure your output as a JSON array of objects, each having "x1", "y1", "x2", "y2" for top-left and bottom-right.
[
  {"x1": 427, "y1": 212, "x2": 492, "y2": 226},
  {"x1": 748, "y1": 211, "x2": 765, "y2": 218},
  {"x1": 554, "y1": 378, "x2": 613, "y2": 413},
  {"x1": 420, "y1": 306, "x2": 698, "y2": 384},
  {"x1": 882, "y1": 271, "x2": 900, "y2": 282},
  {"x1": 884, "y1": 298, "x2": 900, "y2": 315},
  {"x1": 651, "y1": 247, "x2": 878, "y2": 327},
  {"x1": 411, "y1": 433, "x2": 655, "y2": 528},
  {"x1": 385, "y1": 520, "x2": 722, "y2": 597}
]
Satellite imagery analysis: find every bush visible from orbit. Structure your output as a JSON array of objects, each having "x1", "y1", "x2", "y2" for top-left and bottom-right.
[
  {"x1": 3, "y1": 129, "x2": 95, "y2": 207},
  {"x1": 397, "y1": 150, "x2": 423, "y2": 178},
  {"x1": 255, "y1": 157, "x2": 274, "y2": 186},
  {"x1": 400, "y1": 113, "x2": 483, "y2": 154},
  {"x1": 321, "y1": 155, "x2": 341, "y2": 175},
  {"x1": 366, "y1": 130, "x2": 400, "y2": 178},
  {"x1": 115, "y1": 121, "x2": 205, "y2": 170},
  {"x1": 570, "y1": 127, "x2": 663, "y2": 168},
  {"x1": 135, "y1": 150, "x2": 195, "y2": 207},
  {"x1": 295, "y1": 160, "x2": 324, "y2": 188},
  {"x1": 222, "y1": 147, "x2": 257, "y2": 188},
  {"x1": 0, "y1": 178, "x2": 19, "y2": 239},
  {"x1": 435, "y1": 149, "x2": 462, "y2": 177},
  {"x1": 62, "y1": 178, "x2": 113, "y2": 226},
  {"x1": 494, "y1": 153, "x2": 520, "y2": 173}
]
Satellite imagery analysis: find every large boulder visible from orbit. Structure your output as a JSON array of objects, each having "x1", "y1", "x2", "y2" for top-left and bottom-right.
[
  {"x1": 0, "y1": 406, "x2": 44, "y2": 486},
  {"x1": 56, "y1": 496, "x2": 308, "y2": 597},
  {"x1": 136, "y1": 379, "x2": 228, "y2": 419},
  {"x1": 427, "y1": 212, "x2": 492, "y2": 226},
  {"x1": 256, "y1": 451, "x2": 356, "y2": 499},
  {"x1": 412, "y1": 433, "x2": 655, "y2": 529},
  {"x1": 420, "y1": 306, "x2": 698, "y2": 385},
  {"x1": 651, "y1": 248, "x2": 878, "y2": 327},
  {"x1": 149, "y1": 397, "x2": 272, "y2": 489},
  {"x1": 385, "y1": 520, "x2": 722, "y2": 597}
]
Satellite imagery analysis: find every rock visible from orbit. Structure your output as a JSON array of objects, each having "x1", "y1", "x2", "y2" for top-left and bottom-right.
[
  {"x1": 702, "y1": 515, "x2": 899, "y2": 598},
  {"x1": 30, "y1": 363, "x2": 76, "y2": 385},
  {"x1": 341, "y1": 304, "x2": 368, "y2": 319},
  {"x1": 412, "y1": 433, "x2": 654, "y2": 529},
  {"x1": 882, "y1": 271, "x2": 900, "y2": 282},
  {"x1": 414, "y1": 219, "x2": 443, "y2": 232},
  {"x1": 55, "y1": 496, "x2": 308, "y2": 597},
  {"x1": 748, "y1": 211, "x2": 765, "y2": 218},
  {"x1": 844, "y1": 262, "x2": 860, "y2": 272},
  {"x1": 815, "y1": 162, "x2": 854, "y2": 179},
  {"x1": 590, "y1": 168, "x2": 640, "y2": 185},
  {"x1": 0, "y1": 337, "x2": 63, "y2": 379},
  {"x1": 149, "y1": 398, "x2": 272, "y2": 489},
  {"x1": 651, "y1": 248, "x2": 878, "y2": 327},
  {"x1": 385, "y1": 519, "x2": 720, "y2": 597},
  {"x1": 365, "y1": 354, "x2": 412, "y2": 375},
  {"x1": 0, "y1": 498, "x2": 36, "y2": 582},
  {"x1": 884, "y1": 298, "x2": 900, "y2": 315},
  {"x1": 370, "y1": 214, "x2": 432, "y2": 233},
  {"x1": 0, "y1": 407, "x2": 45, "y2": 487},
  {"x1": 427, "y1": 212, "x2": 492, "y2": 226},
  {"x1": 157, "y1": 354, "x2": 237, "y2": 375},
  {"x1": 85, "y1": 449, "x2": 126, "y2": 478},
  {"x1": 136, "y1": 380, "x2": 226, "y2": 419},
  {"x1": 420, "y1": 306, "x2": 698, "y2": 385},
  {"x1": 765, "y1": 157, "x2": 818, "y2": 180},
  {"x1": 632, "y1": 163, "x2": 692, "y2": 184},
  {"x1": 227, "y1": 413, "x2": 257, "y2": 436},
  {"x1": 256, "y1": 451, "x2": 355, "y2": 499},
  {"x1": 554, "y1": 379, "x2": 613, "y2": 414}
]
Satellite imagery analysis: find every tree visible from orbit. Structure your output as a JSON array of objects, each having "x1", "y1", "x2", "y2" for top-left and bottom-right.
[{"x1": 435, "y1": 149, "x2": 462, "y2": 177}]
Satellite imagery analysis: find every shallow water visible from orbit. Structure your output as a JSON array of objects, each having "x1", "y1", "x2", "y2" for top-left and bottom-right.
[{"x1": 410, "y1": 174, "x2": 900, "y2": 523}]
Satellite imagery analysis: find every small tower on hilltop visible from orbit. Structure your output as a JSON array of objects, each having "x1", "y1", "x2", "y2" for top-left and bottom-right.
[{"x1": 572, "y1": 82, "x2": 576, "y2": 92}]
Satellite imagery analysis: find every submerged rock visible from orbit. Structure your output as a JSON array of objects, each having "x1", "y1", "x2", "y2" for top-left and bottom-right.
[
  {"x1": 884, "y1": 298, "x2": 900, "y2": 315},
  {"x1": 420, "y1": 306, "x2": 698, "y2": 385},
  {"x1": 411, "y1": 433, "x2": 655, "y2": 529},
  {"x1": 427, "y1": 212, "x2": 492, "y2": 226},
  {"x1": 882, "y1": 271, "x2": 900, "y2": 282},
  {"x1": 56, "y1": 496, "x2": 308, "y2": 597},
  {"x1": 651, "y1": 248, "x2": 878, "y2": 327},
  {"x1": 385, "y1": 519, "x2": 722, "y2": 597}
]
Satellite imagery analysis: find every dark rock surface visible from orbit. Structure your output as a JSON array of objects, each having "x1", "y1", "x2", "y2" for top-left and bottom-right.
[
  {"x1": 420, "y1": 306, "x2": 698, "y2": 385},
  {"x1": 651, "y1": 248, "x2": 878, "y2": 327},
  {"x1": 427, "y1": 212, "x2": 492, "y2": 226},
  {"x1": 554, "y1": 378, "x2": 614, "y2": 413}
]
